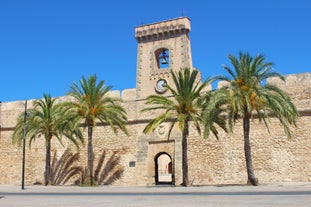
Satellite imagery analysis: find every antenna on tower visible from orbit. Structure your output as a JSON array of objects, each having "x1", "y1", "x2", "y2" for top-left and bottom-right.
[{"x1": 180, "y1": 0, "x2": 185, "y2": 17}]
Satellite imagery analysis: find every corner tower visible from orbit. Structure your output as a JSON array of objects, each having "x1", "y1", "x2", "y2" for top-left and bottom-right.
[{"x1": 135, "y1": 17, "x2": 193, "y2": 98}]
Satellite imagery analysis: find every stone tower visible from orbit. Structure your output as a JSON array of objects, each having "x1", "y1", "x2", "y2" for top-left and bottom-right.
[
  {"x1": 134, "y1": 17, "x2": 194, "y2": 185},
  {"x1": 135, "y1": 17, "x2": 193, "y2": 98}
]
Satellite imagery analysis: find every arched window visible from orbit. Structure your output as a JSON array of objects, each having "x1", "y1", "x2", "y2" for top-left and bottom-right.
[{"x1": 156, "y1": 48, "x2": 170, "y2": 69}]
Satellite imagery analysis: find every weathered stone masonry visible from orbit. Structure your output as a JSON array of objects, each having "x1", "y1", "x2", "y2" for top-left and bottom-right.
[{"x1": 0, "y1": 17, "x2": 310, "y2": 186}]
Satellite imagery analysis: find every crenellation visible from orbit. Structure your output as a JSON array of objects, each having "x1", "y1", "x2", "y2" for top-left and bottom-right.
[
  {"x1": 1, "y1": 101, "x2": 25, "y2": 128},
  {"x1": 267, "y1": 72, "x2": 311, "y2": 87},
  {"x1": 121, "y1": 88, "x2": 136, "y2": 101},
  {"x1": 217, "y1": 72, "x2": 311, "y2": 91},
  {"x1": 106, "y1": 90, "x2": 121, "y2": 98},
  {"x1": 135, "y1": 17, "x2": 191, "y2": 42}
]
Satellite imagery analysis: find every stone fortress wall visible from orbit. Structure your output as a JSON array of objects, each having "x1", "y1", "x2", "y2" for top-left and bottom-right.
[{"x1": 0, "y1": 72, "x2": 310, "y2": 186}]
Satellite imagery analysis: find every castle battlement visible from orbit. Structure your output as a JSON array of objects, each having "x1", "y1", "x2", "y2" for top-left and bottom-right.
[
  {"x1": 267, "y1": 72, "x2": 311, "y2": 87},
  {"x1": 1, "y1": 72, "x2": 310, "y2": 129},
  {"x1": 135, "y1": 17, "x2": 191, "y2": 42},
  {"x1": 217, "y1": 72, "x2": 311, "y2": 89}
]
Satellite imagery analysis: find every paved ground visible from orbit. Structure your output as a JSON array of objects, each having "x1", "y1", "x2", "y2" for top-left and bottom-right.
[{"x1": 1, "y1": 182, "x2": 311, "y2": 207}]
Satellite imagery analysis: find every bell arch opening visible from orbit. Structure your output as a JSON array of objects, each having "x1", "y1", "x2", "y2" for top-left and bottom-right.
[
  {"x1": 155, "y1": 48, "x2": 170, "y2": 69},
  {"x1": 154, "y1": 152, "x2": 173, "y2": 185}
]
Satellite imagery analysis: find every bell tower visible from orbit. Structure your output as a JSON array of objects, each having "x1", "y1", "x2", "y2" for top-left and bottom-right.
[{"x1": 135, "y1": 17, "x2": 193, "y2": 98}]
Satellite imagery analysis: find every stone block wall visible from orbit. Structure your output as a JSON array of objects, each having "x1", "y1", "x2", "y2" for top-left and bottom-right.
[{"x1": 0, "y1": 73, "x2": 310, "y2": 186}]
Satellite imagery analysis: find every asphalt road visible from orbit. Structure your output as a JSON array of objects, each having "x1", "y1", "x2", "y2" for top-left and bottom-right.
[{"x1": 1, "y1": 183, "x2": 311, "y2": 207}]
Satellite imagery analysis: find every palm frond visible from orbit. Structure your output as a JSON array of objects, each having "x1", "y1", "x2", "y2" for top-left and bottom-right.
[
  {"x1": 66, "y1": 74, "x2": 128, "y2": 135},
  {"x1": 219, "y1": 52, "x2": 298, "y2": 139}
]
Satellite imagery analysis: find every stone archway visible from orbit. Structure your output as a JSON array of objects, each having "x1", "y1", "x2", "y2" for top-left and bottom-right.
[
  {"x1": 154, "y1": 152, "x2": 173, "y2": 185},
  {"x1": 147, "y1": 140, "x2": 175, "y2": 186}
]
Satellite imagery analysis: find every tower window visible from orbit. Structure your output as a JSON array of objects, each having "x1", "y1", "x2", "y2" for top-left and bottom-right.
[{"x1": 157, "y1": 49, "x2": 170, "y2": 69}]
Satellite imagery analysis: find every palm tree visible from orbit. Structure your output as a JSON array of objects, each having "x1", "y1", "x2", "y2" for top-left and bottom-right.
[
  {"x1": 142, "y1": 68, "x2": 227, "y2": 186},
  {"x1": 219, "y1": 52, "x2": 298, "y2": 185},
  {"x1": 64, "y1": 75, "x2": 128, "y2": 186},
  {"x1": 12, "y1": 94, "x2": 83, "y2": 186}
]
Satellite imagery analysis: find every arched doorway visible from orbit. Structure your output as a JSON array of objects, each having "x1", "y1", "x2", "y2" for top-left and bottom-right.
[{"x1": 154, "y1": 152, "x2": 173, "y2": 185}]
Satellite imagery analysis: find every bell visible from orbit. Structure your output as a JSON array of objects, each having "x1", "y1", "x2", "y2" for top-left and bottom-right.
[{"x1": 161, "y1": 57, "x2": 168, "y2": 64}]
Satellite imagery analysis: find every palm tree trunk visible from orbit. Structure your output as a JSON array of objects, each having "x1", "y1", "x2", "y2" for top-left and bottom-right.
[
  {"x1": 182, "y1": 121, "x2": 189, "y2": 186},
  {"x1": 44, "y1": 139, "x2": 51, "y2": 186},
  {"x1": 243, "y1": 111, "x2": 258, "y2": 186},
  {"x1": 88, "y1": 125, "x2": 94, "y2": 186}
]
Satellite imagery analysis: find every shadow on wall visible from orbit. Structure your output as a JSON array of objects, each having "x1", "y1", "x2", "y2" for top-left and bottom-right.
[{"x1": 49, "y1": 148, "x2": 124, "y2": 186}]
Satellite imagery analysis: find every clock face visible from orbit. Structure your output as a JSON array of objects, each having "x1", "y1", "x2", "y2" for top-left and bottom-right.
[{"x1": 155, "y1": 79, "x2": 167, "y2": 93}]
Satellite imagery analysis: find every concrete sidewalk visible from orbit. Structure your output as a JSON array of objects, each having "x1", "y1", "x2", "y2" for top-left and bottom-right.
[{"x1": 1, "y1": 182, "x2": 311, "y2": 207}]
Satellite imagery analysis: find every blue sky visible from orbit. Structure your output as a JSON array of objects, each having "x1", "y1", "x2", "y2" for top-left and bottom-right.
[{"x1": 0, "y1": 0, "x2": 310, "y2": 102}]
